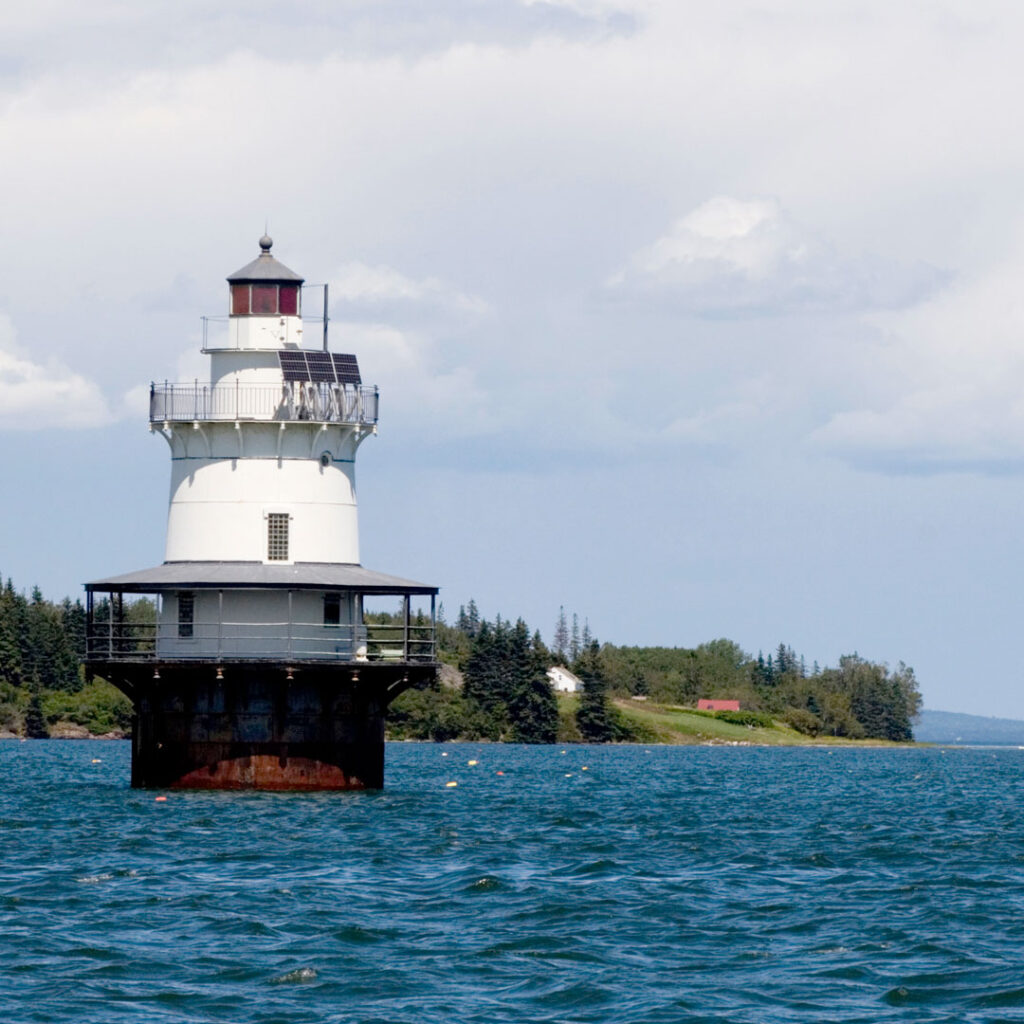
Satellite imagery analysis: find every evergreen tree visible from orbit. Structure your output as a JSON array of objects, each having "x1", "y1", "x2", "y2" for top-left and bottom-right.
[
  {"x1": 507, "y1": 620, "x2": 558, "y2": 743},
  {"x1": 24, "y1": 676, "x2": 48, "y2": 739},
  {"x1": 0, "y1": 580, "x2": 23, "y2": 687},
  {"x1": 553, "y1": 606, "x2": 569, "y2": 661},
  {"x1": 531, "y1": 629, "x2": 551, "y2": 666},
  {"x1": 61, "y1": 598, "x2": 88, "y2": 661},
  {"x1": 570, "y1": 613, "x2": 581, "y2": 664},
  {"x1": 463, "y1": 622, "x2": 501, "y2": 711},
  {"x1": 466, "y1": 599, "x2": 481, "y2": 638},
  {"x1": 575, "y1": 640, "x2": 615, "y2": 742},
  {"x1": 581, "y1": 618, "x2": 593, "y2": 650}
]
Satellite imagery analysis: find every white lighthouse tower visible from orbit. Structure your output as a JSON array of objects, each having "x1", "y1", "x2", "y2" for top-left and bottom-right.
[{"x1": 85, "y1": 237, "x2": 437, "y2": 790}]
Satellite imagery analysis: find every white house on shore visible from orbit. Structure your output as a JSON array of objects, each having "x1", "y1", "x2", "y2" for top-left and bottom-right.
[{"x1": 547, "y1": 666, "x2": 582, "y2": 693}]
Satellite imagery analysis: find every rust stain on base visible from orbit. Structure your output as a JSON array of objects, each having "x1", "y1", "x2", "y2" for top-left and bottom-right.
[{"x1": 172, "y1": 754, "x2": 366, "y2": 791}]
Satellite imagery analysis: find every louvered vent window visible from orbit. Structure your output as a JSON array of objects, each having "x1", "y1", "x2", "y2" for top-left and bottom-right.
[
  {"x1": 267, "y1": 513, "x2": 290, "y2": 561},
  {"x1": 178, "y1": 592, "x2": 194, "y2": 639}
]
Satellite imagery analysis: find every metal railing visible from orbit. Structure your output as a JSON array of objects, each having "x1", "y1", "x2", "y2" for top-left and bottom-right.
[
  {"x1": 86, "y1": 620, "x2": 435, "y2": 664},
  {"x1": 149, "y1": 381, "x2": 379, "y2": 425}
]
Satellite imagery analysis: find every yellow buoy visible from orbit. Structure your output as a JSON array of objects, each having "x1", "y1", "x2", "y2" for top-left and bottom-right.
[
  {"x1": 91, "y1": 759, "x2": 102, "y2": 764},
  {"x1": 468, "y1": 759, "x2": 478, "y2": 766},
  {"x1": 445, "y1": 781, "x2": 458, "y2": 788}
]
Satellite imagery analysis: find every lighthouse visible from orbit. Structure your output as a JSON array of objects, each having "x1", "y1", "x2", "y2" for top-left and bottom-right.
[{"x1": 84, "y1": 237, "x2": 437, "y2": 790}]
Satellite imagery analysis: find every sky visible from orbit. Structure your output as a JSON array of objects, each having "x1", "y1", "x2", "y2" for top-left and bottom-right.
[{"x1": 2, "y1": 0, "x2": 1024, "y2": 715}]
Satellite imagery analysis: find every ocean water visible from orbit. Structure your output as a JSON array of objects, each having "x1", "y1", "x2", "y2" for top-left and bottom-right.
[{"x1": 3, "y1": 742, "x2": 1024, "y2": 1023}]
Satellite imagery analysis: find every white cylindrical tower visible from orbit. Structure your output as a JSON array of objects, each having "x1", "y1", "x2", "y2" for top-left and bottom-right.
[{"x1": 155, "y1": 236, "x2": 376, "y2": 566}]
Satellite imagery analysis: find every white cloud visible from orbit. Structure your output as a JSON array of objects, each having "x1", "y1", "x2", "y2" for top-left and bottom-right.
[
  {"x1": 810, "y1": 253, "x2": 1024, "y2": 473},
  {"x1": 0, "y1": 316, "x2": 113, "y2": 430},
  {"x1": 331, "y1": 262, "x2": 489, "y2": 317},
  {"x1": 338, "y1": 322, "x2": 496, "y2": 439},
  {"x1": 608, "y1": 196, "x2": 943, "y2": 316}
]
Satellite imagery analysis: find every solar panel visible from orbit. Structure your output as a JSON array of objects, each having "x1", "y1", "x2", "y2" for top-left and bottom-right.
[
  {"x1": 278, "y1": 349, "x2": 364, "y2": 385},
  {"x1": 279, "y1": 350, "x2": 310, "y2": 382},
  {"x1": 307, "y1": 351, "x2": 336, "y2": 383},
  {"x1": 332, "y1": 353, "x2": 361, "y2": 385}
]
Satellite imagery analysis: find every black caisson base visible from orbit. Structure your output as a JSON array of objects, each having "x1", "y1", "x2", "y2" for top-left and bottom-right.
[{"x1": 91, "y1": 662, "x2": 432, "y2": 790}]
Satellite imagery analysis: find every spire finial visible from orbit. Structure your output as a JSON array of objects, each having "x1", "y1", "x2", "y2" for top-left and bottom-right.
[{"x1": 259, "y1": 232, "x2": 273, "y2": 253}]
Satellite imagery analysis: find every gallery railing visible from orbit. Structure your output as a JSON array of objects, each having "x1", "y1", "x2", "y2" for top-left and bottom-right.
[
  {"x1": 149, "y1": 381, "x2": 379, "y2": 425},
  {"x1": 85, "y1": 620, "x2": 435, "y2": 664}
]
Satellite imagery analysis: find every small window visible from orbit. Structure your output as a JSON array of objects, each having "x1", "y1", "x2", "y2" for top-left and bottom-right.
[
  {"x1": 230, "y1": 283, "x2": 250, "y2": 315},
  {"x1": 267, "y1": 513, "x2": 289, "y2": 561},
  {"x1": 324, "y1": 593, "x2": 341, "y2": 627},
  {"x1": 178, "y1": 592, "x2": 194, "y2": 639},
  {"x1": 279, "y1": 285, "x2": 299, "y2": 316},
  {"x1": 251, "y1": 284, "x2": 277, "y2": 315}
]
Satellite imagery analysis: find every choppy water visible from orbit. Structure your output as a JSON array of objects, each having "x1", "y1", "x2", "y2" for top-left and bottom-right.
[{"x1": 3, "y1": 742, "x2": 1024, "y2": 1022}]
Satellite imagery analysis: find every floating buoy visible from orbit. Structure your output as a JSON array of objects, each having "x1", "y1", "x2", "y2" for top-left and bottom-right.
[
  {"x1": 441, "y1": 752, "x2": 449, "y2": 757},
  {"x1": 155, "y1": 796, "x2": 168, "y2": 802},
  {"x1": 468, "y1": 759, "x2": 478, "y2": 766},
  {"x1": 565, "y1": 773, "x2": 573, "y2": 778},
  {"x1": 91, "y1": 759, "x2": 102, "y2": 764},
  {"x1": 496, "y1": 771, "x2": 504, "y2": 776},
  {"x1": 581, "y1": 766, "x2": 588, "y2": 771},
  {"x1": 445, "y1": 781, "x2": 458, "y2": 788}
]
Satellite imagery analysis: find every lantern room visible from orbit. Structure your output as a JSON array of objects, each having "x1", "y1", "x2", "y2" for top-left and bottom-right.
[{"x1": 220, "y1": 235, "x2": 306, "y2": 351}]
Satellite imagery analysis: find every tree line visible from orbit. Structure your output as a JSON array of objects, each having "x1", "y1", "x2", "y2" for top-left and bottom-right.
[
  {"x1": 392, "y1": 607, "x2": 921, "y2": 743},
  {"x1": 600, "y1": 638, "x2": 920, "y2": 741},
  {"x1": 0, "y1": 577, "x2": 134, "y2": 737},
  {"x1": 386, "y1": 605, "x2": 621, "y2": 743},
  {"x1": 0, "y1": 577, "x2": 921, "y2": 743}
]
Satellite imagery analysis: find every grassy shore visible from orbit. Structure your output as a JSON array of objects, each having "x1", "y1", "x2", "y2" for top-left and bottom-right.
[{"x1": 569, "y1": 696, "x2": 913, "y2": 746}]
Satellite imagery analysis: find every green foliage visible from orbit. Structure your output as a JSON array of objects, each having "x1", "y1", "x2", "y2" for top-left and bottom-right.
[
  {"x1": 575, "y1": 641, "x2": 616, "y2": 743},
  {"x1": 387, "y1": 683, "x2": 478, "y2": 741},
  {"x1": 391, "y1": 610, "x2": 558, "y2": 743},
  {"x1": 715, "y1": 709, "x2": 775, "y2": 728},
  {"x1": 24, "y1": 681, "x2": 48, "y2": 739},
  {"x1": 784, "y1": 706, "x2": 822, "y2": 736},
  {"x1": 42, "y1": 680, "x2": 134, "y2": 734},
  {"x1": 0, "y1": 576, "x2": 136, "y2": 737}
]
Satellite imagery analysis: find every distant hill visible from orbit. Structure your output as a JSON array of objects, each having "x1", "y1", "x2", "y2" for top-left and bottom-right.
[{"x1": 914, "y1": 709, "x2": 1024, "y2": 745}]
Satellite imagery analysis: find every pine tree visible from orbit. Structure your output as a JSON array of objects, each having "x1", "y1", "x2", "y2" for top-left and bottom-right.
[
  {"x1": 575, "y1": 640, "x2": 615, "y2": 742},
  {"x1": 581, "y1": 618, "x2": 593, "y2": 649},
  {"x1": 776, "y1": 643, "x2": 791, "y2": 677},
  {"x1": 507, "y1": 620, "x2": 558, "y2": 743},
  {"x1": 466, "y1": 599, "x2": 481, "y2": 639},
  {"x1": 24, "y1": 676, "x2": 48, "y2": 739},
  {"x1": 570, "y1": 613, "x2": 581, "y2": 664},
  {"x1": 553, "y1": 606, "x2": 569, "y2": 661},
  {"x1": 0, "y1": 581, "x2": 23, "y2": 687}
]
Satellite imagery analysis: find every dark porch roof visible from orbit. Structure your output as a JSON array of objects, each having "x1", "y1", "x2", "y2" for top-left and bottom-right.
[{"x1": 85, "y1": 562, "x2": 437, "y2": 596}]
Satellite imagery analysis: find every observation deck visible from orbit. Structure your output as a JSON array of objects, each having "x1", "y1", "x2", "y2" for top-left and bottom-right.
[{"x1": 150, "y1": 381, "x2": 379, "y2": 425}]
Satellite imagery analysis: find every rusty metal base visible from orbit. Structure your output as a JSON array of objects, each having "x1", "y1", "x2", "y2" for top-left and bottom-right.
[{"x1": 91, "y1": 661, "x2": 433, "y2": 790}]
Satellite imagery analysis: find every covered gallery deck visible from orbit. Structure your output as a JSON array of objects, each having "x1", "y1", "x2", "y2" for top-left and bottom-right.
[{"x1": 84, "y1": 561, "x2": 438, "y2": 666}]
